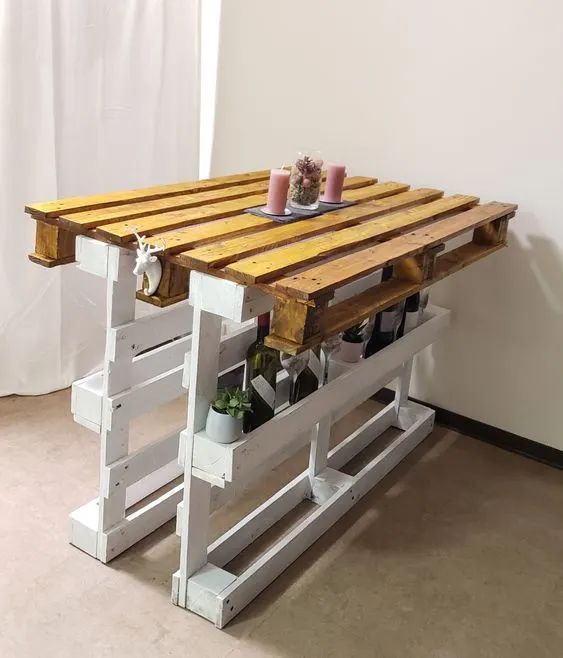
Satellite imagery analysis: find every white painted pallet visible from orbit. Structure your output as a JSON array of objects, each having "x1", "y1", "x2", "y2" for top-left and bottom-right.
[
  {"x1": 173, "y1": 268, "x2": 450, "y2": 627},
  {"x1": 68, "y1": 238, "x2": 266, "y2": 562}
]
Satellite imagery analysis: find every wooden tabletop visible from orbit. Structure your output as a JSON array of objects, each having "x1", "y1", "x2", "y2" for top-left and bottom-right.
[{"x1": 26, "y1": 169, "x2": 517, "y2": 353}]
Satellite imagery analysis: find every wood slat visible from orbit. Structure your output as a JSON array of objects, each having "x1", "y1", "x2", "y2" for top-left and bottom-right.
[
  {"x1": 174, "y1": 184, "x2": 433, "y2": 269},
  {"x1": 25, "y1": 169, "x2": 275, "y2": 219},
  {"x1": 264, "y1": 241, "x2": 507, "y2": 354},
  {"x1": 94, "y1": 176, "x2": 377, "y2": 245},
  {"x1": 342, "y1": 182, "x2": 409, "y2": 202},
  {"x1": 224, "y1": 194, "x2": 478, "y2": 284},
  {"x1": 270, "y1": 202, "x2": 517, "y2": 300},
  {"x1": 58, "y1": 180, "x2": 273, "y2": 229},
  {"x1": 149, "y1": 178, "x2": 399, "y2": 255},
  {"x1": 147, "y1": 214, "x2": 275, "y2": 253},
  {"x1": 56, "y1": 171, "x2": 351, "y2": 229}
]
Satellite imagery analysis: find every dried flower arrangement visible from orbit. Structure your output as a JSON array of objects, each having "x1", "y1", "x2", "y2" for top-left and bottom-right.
[{"x1": 289, "y1": 153, "x2": 323, "y2": 208}]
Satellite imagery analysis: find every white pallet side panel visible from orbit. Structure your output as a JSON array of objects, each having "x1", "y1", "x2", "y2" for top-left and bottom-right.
[
  {"x1": 327, "y1": 402, "x2": 397, "y2": 471},
  {"x1": 105, "y1": 365, "x2": 185, "y2": 428},
  {"x1": 107, "y1": 301, "x2": 193, "y2": 362},
  {"x1": 76, "y1": 235, "x2": 111, "y2": 278},
  {"x1": 178, "y1": 302, "x2": 223, "y2": 606},
  {"x1": 125, "y1": 460, "x2": 183, "y2": 508},
  {"x1": 214, "y1": 405, "x2": 434, "y2": 628},
  {"x1": 102, "y1": 431, "x2": 181, "y2": 498},
  {"x1": 191, "y1": 306, "x2": 450, "y2": 485},
  {"x1": 189, "y1": 270, "x2": 273, "y2": 322},
  {"x1": 208, "y1": 474, "x2": 311, "y2": 568},
  {"x1": 69, "y1": 500, "x2": 99, "y2": 558},
  {"x1": 171, "y1": 564, "x2": 237, "y2": 622},
  {"x1": 97, "y1": 246, "x2": 137, "y2": 543},
  {"x1": 100, "y1": 483, "x2": 184, "y2": 562}
]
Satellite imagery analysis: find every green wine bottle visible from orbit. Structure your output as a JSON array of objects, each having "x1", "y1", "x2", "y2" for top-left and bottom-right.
[
  {"x1": 243, "y1": 313, "x2": 280, "y2": 433},
  {"x1": 290, "y1": 347, "x2": 322, "y2": 403}
]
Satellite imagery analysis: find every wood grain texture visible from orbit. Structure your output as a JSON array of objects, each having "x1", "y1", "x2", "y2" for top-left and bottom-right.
[
  {"x1": 25, "y1": 170, "x2": 275, "y2": 218},
  {"x1": 176, "y1": 187, "x2": 442, "y2": 271},
  {"x1": 93, "y1": 177, "x2": 376, "y2": 245},
  {"x1": 58, "y1": 180, "x2": 273, "y2": 229},
  {"x1": 29, "y1": 219, "x2": 76, "y2": 267},
  {"x1": 136, "y1": 260, "x2": 189, "y2": 306},
  {"x1": 146, "y1": 177, "x2": 391, "y2": 255},
  {"x1": 264, "y1": 241, "x2": 507, "y2": 354},
  {"x1": 270, "y1": 296, "x2": 330, "y2": 345},
  {"x1": 343, "y1": 182, "x2": 409, "y2": 202},
  {"x1": 224, "y1": 194, "x2": 478, "y2": 285},
  {"x1": 270, "y1": 202, "x2": 517, "y2": 300},
  {"x1": 58, "y1": 175, "x2": 376, "y2": 230}
]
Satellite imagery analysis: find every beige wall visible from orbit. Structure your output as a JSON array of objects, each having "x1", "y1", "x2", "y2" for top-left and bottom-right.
[{"x1": 212, "y1": 0, "x2": 563, "y2": 448}]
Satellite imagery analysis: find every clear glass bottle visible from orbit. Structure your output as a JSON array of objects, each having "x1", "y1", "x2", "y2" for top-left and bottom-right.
[{"x1": 288, "y1": 151, "x2": 323, "y2": 210}]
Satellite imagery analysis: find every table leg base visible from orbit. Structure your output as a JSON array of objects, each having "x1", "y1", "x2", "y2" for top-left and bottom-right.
[
  {"x1": 174, "y1": 401, "x2": 434, "y2": 627},
  {"x1": 69, "y1": 483, "x2": 183, "y2": 563}
]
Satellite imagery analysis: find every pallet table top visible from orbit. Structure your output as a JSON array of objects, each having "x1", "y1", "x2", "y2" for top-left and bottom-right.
[{"x1": 26, "y1": 169, "x2": 517, "y2": 353}]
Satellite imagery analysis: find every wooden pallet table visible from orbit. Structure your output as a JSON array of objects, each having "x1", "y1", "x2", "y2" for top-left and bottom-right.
[{"x1": 26, "y1": 170, "x2": 517, "y2": 622}]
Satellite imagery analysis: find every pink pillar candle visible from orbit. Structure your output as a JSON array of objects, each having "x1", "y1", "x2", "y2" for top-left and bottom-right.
[
  {"x1": 265, "y1": 168, "x2": 290, "y2": 215},
  {"x1": 323, "y1": 163, "x2": 346, "y2": 203}
]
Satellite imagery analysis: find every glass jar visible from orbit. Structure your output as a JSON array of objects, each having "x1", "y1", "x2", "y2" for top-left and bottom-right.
[{"x1": 288, "y1": 151, "x2": 323, "y2": 210}]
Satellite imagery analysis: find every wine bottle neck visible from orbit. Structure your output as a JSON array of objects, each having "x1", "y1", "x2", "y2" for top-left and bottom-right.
[{"x1": 256, "y1": 313, "x2": 271, "y2": 341}]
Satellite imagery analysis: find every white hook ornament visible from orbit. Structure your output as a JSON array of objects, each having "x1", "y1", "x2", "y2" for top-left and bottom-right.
[{"x1": 132, "y1": 231, "x2": 164, "y2": 295}]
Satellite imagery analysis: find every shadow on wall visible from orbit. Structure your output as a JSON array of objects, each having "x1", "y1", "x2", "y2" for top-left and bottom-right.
[{"x1": 414, "y1": 215, "x2": 563, "y2": 447}]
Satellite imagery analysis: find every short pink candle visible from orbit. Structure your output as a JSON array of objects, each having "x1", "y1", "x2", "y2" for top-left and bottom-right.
[
  {"x1": 265, "y1": 168, "x2": 290, "y2": 215},
  {"x1": 323, "y1": 163, "x2": 346, "y2": 203}
]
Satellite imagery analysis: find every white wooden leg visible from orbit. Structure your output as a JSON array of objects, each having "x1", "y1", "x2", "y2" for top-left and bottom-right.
[
  {"x1": 171, "y1": 304, "x2": 450, "y2": 627},
  {"x1": 70, "y1": 238, "x2": 194, "y2": 562},
  {"x1": 178, "y1": 299, "x2": 223, "y2": 607},
  {"x1": 98, "y1": 248, "x2": 137, "y2": 546}
]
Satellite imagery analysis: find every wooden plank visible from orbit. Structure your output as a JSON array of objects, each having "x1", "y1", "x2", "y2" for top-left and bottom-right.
[
  {"x1": 224, "y1": 194, "x2": 478, "y2": 284},
  {"x1": 146, "y1": 178, "x2": 393, "y2": 256},
  {"x1": 58, "y1": 180, "x2": 272, "y2": 230},
  {"x1": 25, "y1": 169, "x2": 275, "y2": 219},
  {"x1": 264, "y1": 241, "x2": 507, "y2": 354},
  {"x1": 58, "y1": 175, "x2": 376, "y2": 231},
  {"x1": 342, "y1": 181, "x2": 408, "y2": 202},
  {"x1": 29, "y1": 219, "x2": 76, "y2": 267},
  {"x1": 146, "y1": 214, "x2": 275, "y2": 253},
  {"x1": 91, "y1": 176, "x2": 376, "y2": 244},
  {"x1": 270, "y1": 202, "x2": 517, "y2": 301},
  {"x1": 270, "y1": 296, "x2": 331, "y2": 345},
  {"x1": 175, "y1": 187, "x2": 442, "y2": 271}
]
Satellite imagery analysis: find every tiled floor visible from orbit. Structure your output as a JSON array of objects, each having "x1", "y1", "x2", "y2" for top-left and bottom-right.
[{"x1": 2, "y1": 389, "x2": 563, "y2": 657}]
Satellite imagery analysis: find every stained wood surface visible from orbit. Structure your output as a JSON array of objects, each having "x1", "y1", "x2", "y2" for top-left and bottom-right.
[
  {"x1": 175, "y1": 186, "x2": 438, "y2": 270},
  {"x1": 264, "y1": 241, "x2": 506, "y2": 354},
  {"x1": 26, "y1": 167, "x2": 518, "y2": 348},
  {"x1": 224, "y1": 195, "x2": 478, "y2": 284},
  {"x1": 94, "y1": 176, "x2": 376, "y2": 244},
  {"x1": 25, "y1": 170, "x2": 275, "y2": 218},
  {"x1": 270, "y1": 202, "x2": 517, "y2": 300}
]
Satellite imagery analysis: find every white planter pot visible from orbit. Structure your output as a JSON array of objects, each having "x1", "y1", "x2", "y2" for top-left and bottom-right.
[
  {"x1": 205, "y1": 406, "x2": 243, "y2": 444},
  {"x1": 338, "y1": 340, "x2": 364, "y2": 363}
]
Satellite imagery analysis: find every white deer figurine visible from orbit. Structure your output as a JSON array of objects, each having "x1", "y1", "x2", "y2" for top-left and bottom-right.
[{"x1": 133, "y1": 231, "x2": 163, "y2": 295}]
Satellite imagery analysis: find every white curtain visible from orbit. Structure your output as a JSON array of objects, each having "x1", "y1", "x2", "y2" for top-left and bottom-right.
[{"x1": 0, "y1": 0, "x2": 200, "y2": 395}]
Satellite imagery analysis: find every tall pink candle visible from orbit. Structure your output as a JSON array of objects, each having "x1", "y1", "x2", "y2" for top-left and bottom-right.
[
  {"x1": 323, "y1": 163, "x2": 346, "y2": 203},
  {"x1": 265, "y1": 168, "x2": 290, "y2": 215}
]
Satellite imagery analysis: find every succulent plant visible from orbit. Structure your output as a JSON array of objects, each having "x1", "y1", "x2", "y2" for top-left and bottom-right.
[
  {"x1": 342, "y1": 321, "x2": 367, "y2": 344},
  {"x1": 212, "y1": 387, "x2": 252, "y2": 419}
]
